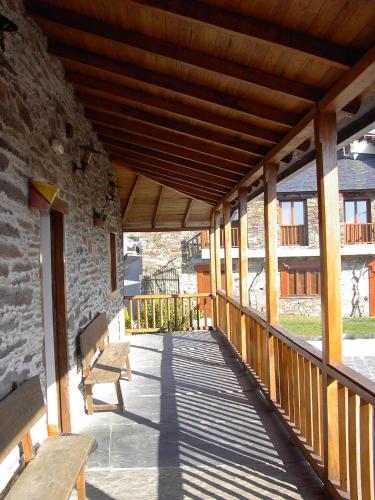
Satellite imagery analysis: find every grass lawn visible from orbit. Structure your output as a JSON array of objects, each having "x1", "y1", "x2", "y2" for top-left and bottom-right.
[{"x1": 280, "y1": 315, "x2": 375, "y2": 338}]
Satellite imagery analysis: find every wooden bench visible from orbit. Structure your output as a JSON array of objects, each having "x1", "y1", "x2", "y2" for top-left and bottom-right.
[
  {"x1": 0, "y1": 376, "x2": 94, "y2": 500},
  {"x1": 80, "y1": 313, "x2": 131, "y2": 415}
]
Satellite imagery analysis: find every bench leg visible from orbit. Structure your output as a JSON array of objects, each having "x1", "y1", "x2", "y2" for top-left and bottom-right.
[
  {"x1": 115, "y1": 381, "x2": 125, "y2": 413},
  {"x1": 125, "y1": 355, "x2": 132, "y2": 381},
  {"x1": 86, "y1": 385, "x2": 94, "y2": 415},
  {"x1": 76, "y1": 465, "x2": 86, "y2": 500}
]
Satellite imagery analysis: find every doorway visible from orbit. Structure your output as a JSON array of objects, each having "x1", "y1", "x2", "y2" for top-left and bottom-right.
[
  {"x1": 41, "y1": 209, "x2": 70, "y2": 433},
  {"x1": 369, "y1": 259, "x2": 375, "y2": 317},
  {"x1": 196, "y1": 264, "x2": 225, "y2": 317}
]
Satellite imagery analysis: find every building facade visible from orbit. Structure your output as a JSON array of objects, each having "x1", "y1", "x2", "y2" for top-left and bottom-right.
[{"x1": 127, "y1": 150, "x2": 375, "y2": 317}]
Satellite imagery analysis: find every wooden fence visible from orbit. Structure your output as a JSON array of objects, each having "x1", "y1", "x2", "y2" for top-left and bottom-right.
[
  {"x1": 215, "y1": 289, "x2": 374, "y2": 500},
  {"x1": 124, "y1": 293, "x2": 213, "y2": 333}
]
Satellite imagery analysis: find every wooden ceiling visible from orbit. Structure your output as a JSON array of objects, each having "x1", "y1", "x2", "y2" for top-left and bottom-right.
[{"x1": 25, "y1": 0, "x2": 375, "y2": 230}]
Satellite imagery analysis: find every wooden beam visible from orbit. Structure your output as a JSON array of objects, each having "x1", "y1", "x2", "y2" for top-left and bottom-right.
[
  {"x1": 95, "y1": 124, "x2": 252, "y2": 173},
  {"x1": 209, "y1": 214, "x2": 216, "y2": 295},
  {"x1": 27, "y1": 1, "x2": 323, "y2": 103},
  {"x1": 131, "y1": 0, "x2": 358, "y2": 70},
  {"x1": 238, "y1": 188, "x2": 249, "y2": 308},
  {"x1": 114, "y1": 160, "x2": 227, "y2": 196},
  {"x1": 315, "y1": 110, "x2": 342, "y2": 486},
  {"x1": 223, "y1": 202, "x2": 233, "y2": 297},
  {"x1": 79, "y1": 92, "x2": 270, "y2": 155},
  {"x1": 153, "y1": 186, "x2": 164, "y2": 228},
  {"x1": 106, "y1": 144, "x2": 243, "y2": 186},
  {"x1": 216, "y1": 45, "x2": 375, "y2": 206},
  {"x1": 49, "y1": 41, "x2": 299, "y2": 127},
  {"x1": 68, "y1": 72, "x2": 282, "y2": 145},
  {"x1": 183, "y1": 199, "x2": 193, "y2": 228},
  {"x1": 122, "y1": 175, "x2": 141, "y2": 224},
  {"x1": 214, "y1": 210, "x2": 222, "y2": 291},
  {"x1": 124, "y1": 225, "x2": 209, "y2": 232},
  {"x1": 114, "y1": 160, "x2": 217, "y2": 205},
  {"x1": 264, "y1": 163, "x2": 279, "y2": 325},
  {"x1": 87, "y1": 109, "x2": 253, "y2": 165},
  {"x1": 101, "y1": 136, "x2": 246, "y2": 184}
]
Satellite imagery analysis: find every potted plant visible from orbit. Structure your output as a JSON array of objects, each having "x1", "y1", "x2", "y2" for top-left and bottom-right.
[{"x1": 93, "y1": 208, "x2": 108, "y2": 227}]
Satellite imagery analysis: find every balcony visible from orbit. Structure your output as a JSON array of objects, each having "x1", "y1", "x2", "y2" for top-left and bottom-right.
[
  {"x1": 201, "y1": 228, "x2": 239, "y2": 249},
  {"x1": 279, "y1": 224, "x2": 307, "y2": 246},
  {"x1": 344, "y1": 223, "x2": 375, "y2": 244}
]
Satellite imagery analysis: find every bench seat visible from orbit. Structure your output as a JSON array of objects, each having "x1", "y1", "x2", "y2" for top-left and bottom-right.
[
  {"x1": 6, "y1": 434, "x2": 94, "y2": 500},
  {"x1": 85, "y1": 342, "x2": 130, "y2": 385}
]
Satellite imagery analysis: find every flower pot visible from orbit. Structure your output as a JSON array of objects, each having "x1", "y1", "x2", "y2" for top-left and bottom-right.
[{"x1": 94, "y1": 217, "x2": 105, "y2": 228}]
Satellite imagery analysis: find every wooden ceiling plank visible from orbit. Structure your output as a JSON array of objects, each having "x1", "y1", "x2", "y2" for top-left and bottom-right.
[
  {"x1": 78, "y1": 92, "x2": 270, "y2": 155},
  {"x1": 122, "y1": 174, "x2": 141, "y2": 224},
  {"x1": 99, "y1": 135, "x2": 246, "y2": 183},
  {"x1": 94, "y1": 123, "x2": 252, "y2": 172},
  {"x1": 123, "y1": 225, "x2": 210, "y2": 232},
  {"x1": 49, "y1": 41, "x2": 299, "y2": 127},
  {"x1": 86, "y1": 109, "x2": 254, "y2": 165},
  {"x1": 105, "y1": 143, "x2": 243, "y2": 185},
  {"x1": 153, "y1": 186, "x2": 164, "y2": 228},
  {"x1": 114, "y1": 160, "x2": 218, "y2": 205},
  {"x1": 131, "y1": 0, "x2": 358, "y2": 70},
  {"x1": 184, "y1": 199, "x2": 193, "y2": 228},
  {"x1": 111, "y1": 158, "x2": 228, "y2": 196},
  {"x1": 27, "y1": 1, "x2": 323, "y2": 103},
  {"x1": 67, "y1": 71, "x2": 282, "y2": 144},
  {"x1": 217, "y1": 44, "x2": 375, "y2": 206}
]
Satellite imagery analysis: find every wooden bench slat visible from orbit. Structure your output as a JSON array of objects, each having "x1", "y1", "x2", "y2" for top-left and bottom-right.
[
  {"x1": 0, "y1": 377, "x2": 45, "y2": 463},
  {"x1": 80, "y1": 313, "x2": 109, "y2": 369},
  {"x1": 5, "y1": 435, "x2": 94, "y2": 500},
  {"x1": 85, "y1": 343, "x2": 130, "y2": 385}
]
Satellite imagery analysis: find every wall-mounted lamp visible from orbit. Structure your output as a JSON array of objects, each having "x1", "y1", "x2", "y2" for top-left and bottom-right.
[
  {"x1": 73, "y1": 145, "x2": 101, "y2": 173},
  {"x1": 0, "y1": 15, "x2": 18, "y2": 52},
  {"x1": 106, "y1": 180, "x2": 119, "y2": 203}
]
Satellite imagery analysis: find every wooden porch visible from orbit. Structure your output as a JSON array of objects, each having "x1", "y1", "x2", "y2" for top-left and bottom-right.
[{"x1": 21, "y1": 1, "x2": 375, "y2": 498}]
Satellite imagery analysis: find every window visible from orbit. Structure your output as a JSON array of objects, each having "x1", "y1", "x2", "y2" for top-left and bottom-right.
[
  {"x1": 344, "y1": 200, "x2": 369, "y2": 224},
  {"x1": 110, "y1": 233, "x2": 117, "y2": 292},
  {"x1": 279, "y1": 200, "x2": 307, "y2": 245},
  {"x1": 280, "y1": 263, "x2": 320, "y2": 297}
]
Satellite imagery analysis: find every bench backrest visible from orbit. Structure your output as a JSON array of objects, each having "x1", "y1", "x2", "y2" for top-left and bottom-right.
[
  {"x1": 80, "y1": 313, "x2": 109, "y2": 369},
  {"x1": 0, "y1": 376, "x2": 45, "y2": 463}
]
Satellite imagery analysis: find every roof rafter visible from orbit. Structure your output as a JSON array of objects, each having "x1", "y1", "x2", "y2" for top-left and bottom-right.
[
  {"x1": 49, "y1": 41, "x2": 299, "y2": 127},
  {"x1": 153, "y1": 186, "x2": 164, "y2": 229},
  {"x1": 67, "y1": 71, "x2": 282, "y2": 144},
  {"x1": 122, "y1": 174, "x2": 141, "y2": 224},
  {"x1": 184, "y1": 199, "x2": 193, "y2": 228},
  {"x1": 27, "y1": 1, "x2": 323, "y2": 102},
  {"x1": 87, "y1": 109, "x2": 253, "y2": 165},
  {"x1": 131, "y1": 0, "x2": 359, "y2": 70}
]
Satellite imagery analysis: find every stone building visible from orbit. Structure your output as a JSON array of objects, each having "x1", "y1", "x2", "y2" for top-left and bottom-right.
[
  {"x1": 0, "y1": 0, "x2": 124, "y2": 457},
  {"x1": 128, "y1": 151, "x2": 375, "y2": 317}
]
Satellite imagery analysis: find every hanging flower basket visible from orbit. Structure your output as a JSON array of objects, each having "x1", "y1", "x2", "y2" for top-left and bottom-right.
[
  {"x1": 29, "y1": 180, "x2": 60, "y2": 212},
  {"x1": 93, "y1": 209, "x2": 108, "y2": 228}
]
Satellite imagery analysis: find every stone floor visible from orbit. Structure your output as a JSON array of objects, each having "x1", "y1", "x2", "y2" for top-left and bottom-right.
[{"x1": 73, "y1": 331, "x2": 326, "y2": 500}]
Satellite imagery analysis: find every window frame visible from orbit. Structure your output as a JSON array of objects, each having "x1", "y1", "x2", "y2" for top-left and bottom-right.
[
  {"x1": 344, "y1": 199, "x2": 370, "y2": 224},
  {"x1": 279, "y1": 199, "x2": 307, "y2": 227},
  {"x1": 110, "y1": 232, "x2": 117, "y2": 292}
]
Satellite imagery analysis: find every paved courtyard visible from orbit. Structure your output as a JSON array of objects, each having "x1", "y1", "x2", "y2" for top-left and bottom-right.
[{"x1": 73, "y1": 331, "x2": 325, "y2": 500}]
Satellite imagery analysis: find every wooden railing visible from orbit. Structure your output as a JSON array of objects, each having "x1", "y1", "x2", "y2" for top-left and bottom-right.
[
  {"x1": 344, "y1": 223, "x2": 375, "y2": 244},
  {"x1": 124, "y1": 293, "x2": 213, "y2": 333},
  {"x1": 215, "y1": 289, "x2": 374, "y2": 499},
  {"x1": 201, "y1": 228, "x2": 239, "y2": 249},
  {"x1": 279, "y1": 224, "x2": 307, "y2": 245}
]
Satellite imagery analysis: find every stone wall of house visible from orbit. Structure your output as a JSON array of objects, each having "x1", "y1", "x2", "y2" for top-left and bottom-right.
[
  {"x1": 129, "y1": 231, "x2": 201, "y2": 293},
  {"x1": 0, "y1": 0, "x2": 124, "y2": 417},
  {"x1": 248, "y1": 196, "x2": 265, "y2": 248}
]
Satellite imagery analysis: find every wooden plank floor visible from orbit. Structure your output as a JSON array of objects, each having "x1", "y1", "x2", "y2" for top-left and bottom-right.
[{"x1": 72, "y1": 331, "x2": 326, "y2": 499}]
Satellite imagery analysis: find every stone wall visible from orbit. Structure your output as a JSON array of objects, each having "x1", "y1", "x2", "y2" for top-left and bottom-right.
[{"x1": 0, "y1": 0, "x2": 124, "y2": 415}]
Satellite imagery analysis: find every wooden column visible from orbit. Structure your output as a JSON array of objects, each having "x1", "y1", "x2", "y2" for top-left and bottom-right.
[
  {"x1": 209, "y1": 214, "x2": 217, "y2": 328},
  {"x1": 264, "y1": 163, "x2": 279, "y2": 401},
  {"x1": 315, "y1": 110, "x2": 342, "y2": 484},
  {"x1": 238, "y1": 188, "x2": 249, "y2": 361},
  {"x1": 214, "y1": 210, "x2": 222, "y2": 290},
  {"x1": 223, "y1": 202, "x2": 233, "y2": 340},
  {"x1": 264, "y1": 163, "x2": 279, "y2": 325}
]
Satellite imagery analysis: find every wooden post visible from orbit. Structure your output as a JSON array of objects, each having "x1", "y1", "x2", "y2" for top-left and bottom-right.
[
  {"x1": 238, "y1": 188, "x2": 249, "y2": 361},
  {"x1": 214, "y1": 210, "x2": 222, "y2": 290},
  {"x1": 223, "y1": 202, "x2": 233, "y2": 340},
  {"x1": 315, "y1": 110, "x2": 343, "y2": 484},
  {"x1": 209, "y1": 214, "x2": 217, "y2": 328},
  {"x1": 264, "y1": 163, "x2": 279, "y2": 401}
]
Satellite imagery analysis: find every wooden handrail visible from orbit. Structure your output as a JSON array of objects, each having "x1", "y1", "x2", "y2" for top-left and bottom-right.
[
  {"x1": 213, "y1": 288, "x2": 375, "y2": 498},
  {"x1": 200, "y1": 228, "x2": 240, "y2": 249},
  {"x1": 344, "y1": 222, "x2": 375, "y2": 244},
  {"x1": 279, "y1": 224, "x2": 307, "y2": 245}
]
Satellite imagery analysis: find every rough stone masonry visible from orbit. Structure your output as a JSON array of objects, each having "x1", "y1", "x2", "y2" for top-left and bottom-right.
[{"x1": 0, "y1": 0, "x2": 124, "y2": 412}]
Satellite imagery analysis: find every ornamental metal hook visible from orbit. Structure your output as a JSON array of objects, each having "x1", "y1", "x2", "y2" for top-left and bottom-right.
[{"x1": 0, "y1": 15, "x2": 18, "y2": 52}]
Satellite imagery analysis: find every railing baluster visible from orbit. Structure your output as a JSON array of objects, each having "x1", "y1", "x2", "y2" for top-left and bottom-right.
[
  {"x1": 136, "y1": 299, "x2": 140, "y2": 329},
  {"x1": 167, "y1": 298, "x2": 171, "y2": 330},
  {"x1": 287, "y1": 347, "x2": 295, "y2": 423},
  {"x1": 203, "y1": 298, "x2": 207, "y2": 330},
  {"x1": 360, "y1": 399, "x2": 374, "y2": 500},
  {"x1": 304, "y1": 359, "x2": 312, "y2": 447},
  {"x1": 298, "y1": 354, "x2": 306, "y2": 435},
  {"x1": 152, "y1": 299, "x2": 156, "y2": 328},
  {"x1": 129, "y1": 299, "x2": 133, "y2": 330},
  {"x1": 348, "y1": 391, "x2": 360, "y2": 499},
  {"x1": 144, "y1": 299, "x2": 148, "y2": 330},
  {"x1": 174, "y1": 296, "x2": 178, "y2": 331},
  {"x1": 189, "y1": 297, "x2": 193, "y2": 329},
  {"x1": 338, "y1": 383, "x2": 348, "y2": 492},
  {"x1": 292, "y1": 350, "x2": 300, "y2": 430},
  {"x1": 196, "y1": 297, "x2": 200, "y2": 330},
  {"x1": 311, "y1": 365, "x2": 321, "y2": 458}
]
